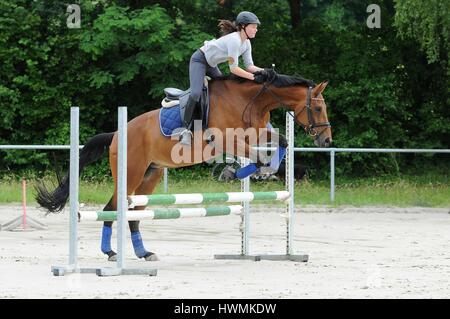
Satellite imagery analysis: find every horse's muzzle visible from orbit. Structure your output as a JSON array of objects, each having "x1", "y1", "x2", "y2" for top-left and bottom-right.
[
  {"x1": 314, "y1": 136, "x2": 332, "y2": 148},
  {"x1": 323, "y1": 137, "x2": 332, "y2": 147}
]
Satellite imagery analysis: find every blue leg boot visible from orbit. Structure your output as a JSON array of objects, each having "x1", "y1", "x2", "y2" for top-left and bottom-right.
[
  {"x1": 101, "y1": 226, "x2": 117, "y2": 261},
  {"x1": 131, "y1": 231, "x2": 159, "y2": 261},
  {"x1": 235, "y1": 163, "x2": 259, "y2": 179}
]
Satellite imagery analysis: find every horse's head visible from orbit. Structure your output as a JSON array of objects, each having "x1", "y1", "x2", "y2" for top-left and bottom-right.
[
  {"x1": 214, "y1": 73, "x2": 332, "y2": 147},
  {"x1": 254, "y1": 74, "x2": 332, "y2": 147},
  {"x1": 292, "y1": 82, "x2": 332, "y2": 147}
]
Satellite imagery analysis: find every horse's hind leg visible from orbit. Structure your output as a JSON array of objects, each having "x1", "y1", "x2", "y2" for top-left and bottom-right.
[
  {"x1": 99, "y1": 142, "x2": 150, "y2": 261},
  {"x1": 128, "y1": 164, "x2": 164, "y2": 261},
  {"x1": 101, "y1": 198, "x2": 118, "y2": 261}
]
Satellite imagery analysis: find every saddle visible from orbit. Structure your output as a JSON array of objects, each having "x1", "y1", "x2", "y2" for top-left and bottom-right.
[{"x1": 161, "y1": 77, "x2": 211, "y2": 131}]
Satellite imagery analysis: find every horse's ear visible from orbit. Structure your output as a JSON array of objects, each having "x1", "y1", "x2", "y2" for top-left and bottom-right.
[
  {"x1": 313, "y1": 81, "x2": 329, "y2": 96},
  {"x1": 312, "y1": 82, "x2": 323, "y2": 95}
]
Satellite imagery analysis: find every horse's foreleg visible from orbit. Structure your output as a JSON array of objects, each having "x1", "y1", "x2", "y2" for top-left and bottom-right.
[
  {"x1": 233, "y1": 137, "x2": 263, "y2": 179},
  {"x1": 261, "y1": 130, "x2": 288, "y2": 173},
  {"x1": 128, "y1": 165, "x2": 164, "y2": 261},
  {"x1": 264, "y1": 130, "x2": 288, "y2": 148}
]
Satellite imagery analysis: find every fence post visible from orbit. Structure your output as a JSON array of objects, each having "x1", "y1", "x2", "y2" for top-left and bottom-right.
[
  {"x1": 241, "y1": 158, "x2": 250, "y2": 255},
  {"x1": 163, "y1": 168, "x2": 168, "y2": 193},
  {"x1": 116, "y1": 106, "x2": 127, "y2": 270},
  {"x1": 69, "y1": 106, "x2": 79, "y2": 266},
  {"x1": 330, "y1": 149, "x2": 335, "y2": 203}
]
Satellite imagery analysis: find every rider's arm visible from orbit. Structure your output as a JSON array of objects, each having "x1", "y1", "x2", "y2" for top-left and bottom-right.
[
  {"x1": 227, "y1": 37, "x2": 261, "y2": 80},
  {"x1": 246, "y1": 65, "x2": 264, "y2": 73},
  {"x1": 230, "y1": 66, "x2": 255, "y2": 80},
  {"x1": 241, "y1": 42, "x2": 263, "y2": 75}
]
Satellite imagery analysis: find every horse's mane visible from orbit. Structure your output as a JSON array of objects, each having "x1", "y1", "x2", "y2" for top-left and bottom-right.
[{"x1": 211, "y1": 73, "x2": 315, "y2": 88}]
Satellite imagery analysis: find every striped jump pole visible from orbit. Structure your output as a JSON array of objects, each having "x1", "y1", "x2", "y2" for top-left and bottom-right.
[
  {"x1": 79, "y1": 205, "x2": 243, "y2": 221},
  {"x1": 129, "y1": 191, "x2": 289, "y2": 207}
]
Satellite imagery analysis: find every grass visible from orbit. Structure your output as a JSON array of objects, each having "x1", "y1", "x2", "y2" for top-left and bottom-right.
[{"x1": 0, "y1": 173, "x2": 449, "y2": 207}]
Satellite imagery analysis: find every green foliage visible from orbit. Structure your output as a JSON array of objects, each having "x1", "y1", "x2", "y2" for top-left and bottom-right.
[
  {"x1": 394, "y1": 0, "x2": 449, "y2": 65},
  {"x1": 0, "y1": 0, "x2": 103, "y2": 170},
  {"x1": 0, "y1": 0, "x2": 448, "y2": 179},
  {"x1": 79, "y1": 4, "x2": 211, "y2": 102}
]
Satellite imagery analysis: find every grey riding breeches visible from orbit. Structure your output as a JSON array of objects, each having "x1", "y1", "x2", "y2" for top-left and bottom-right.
[{"x1": 189, "y1": 49, "x2": 222, "y2": 102}]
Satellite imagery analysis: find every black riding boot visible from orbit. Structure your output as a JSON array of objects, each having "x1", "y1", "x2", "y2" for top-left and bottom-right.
[{"x1": 180, "y1": 96, "x2": 198, "y2": 146}]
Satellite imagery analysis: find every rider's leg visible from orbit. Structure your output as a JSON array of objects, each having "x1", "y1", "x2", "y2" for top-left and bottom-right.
[
  {"x1": 180, "y1": 50, "x2": 208, "y2": 146},
  {"x1": 206, "y1": 65, "x2": 223, "y2": 78},
  {"x1": 180, "y1": 96, "x2": 197, "y2": 145}
]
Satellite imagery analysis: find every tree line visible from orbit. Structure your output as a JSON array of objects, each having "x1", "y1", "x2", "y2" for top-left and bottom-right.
[{"x1": 0, "y1": 0, "x2": 448, "y2": 178}]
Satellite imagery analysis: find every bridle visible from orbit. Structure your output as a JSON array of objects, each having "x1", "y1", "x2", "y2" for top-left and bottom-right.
[
  {"x1": 242, "y1": 76, "x2": 331, "y2": 138},
  {"x1": 292, "y1": 86, "x2": 332, "y2": 138}
]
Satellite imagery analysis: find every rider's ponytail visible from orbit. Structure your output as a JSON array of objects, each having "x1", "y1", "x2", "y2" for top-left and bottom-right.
[{"x1": 218, "y1": 19, "x2": 241, "y2": 36}]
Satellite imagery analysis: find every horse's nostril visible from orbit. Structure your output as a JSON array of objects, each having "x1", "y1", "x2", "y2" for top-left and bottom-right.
[{"x1": 324, "y1": 137, "x2": 331, "y2": 146}]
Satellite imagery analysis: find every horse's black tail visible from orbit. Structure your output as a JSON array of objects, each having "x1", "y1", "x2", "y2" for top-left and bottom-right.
[{"x1": 36, "y1": 132, "x2": 115, "y2": 214}]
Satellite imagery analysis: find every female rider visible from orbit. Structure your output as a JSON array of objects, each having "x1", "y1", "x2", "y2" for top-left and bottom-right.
[{"x1": 179, "y1": 11, "x2": 269, "y2": 145}]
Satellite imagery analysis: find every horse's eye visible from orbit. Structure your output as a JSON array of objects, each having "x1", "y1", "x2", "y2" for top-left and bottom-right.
[{"x1": 314, "y1": 107, "x2": 322, "y2": 113}]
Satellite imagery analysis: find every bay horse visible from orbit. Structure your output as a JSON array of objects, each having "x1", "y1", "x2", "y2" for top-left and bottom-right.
[{"x1": 36, "y1": 73, "x2": 332, "y2": 261}]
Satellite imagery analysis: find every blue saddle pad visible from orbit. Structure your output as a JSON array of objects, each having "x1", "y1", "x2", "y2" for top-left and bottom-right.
[{"x1": 159, "y1": 105, "x2": 183, "y2": 137}]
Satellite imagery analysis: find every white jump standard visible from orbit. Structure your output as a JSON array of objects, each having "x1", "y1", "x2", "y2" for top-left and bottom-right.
[
  {"x1": 52, "y1": 107, "x2": 158, "y2": 277},
  {"x1": 214, "y1": 112, "x2": 308, "y2": 262}
]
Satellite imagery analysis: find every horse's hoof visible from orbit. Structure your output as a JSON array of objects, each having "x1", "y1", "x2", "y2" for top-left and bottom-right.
[
  {"x1": 143, "y1": 252, "x2": 159, "y2": 261},
  {"x1": 107, "y1": 251, "x2": 117, "y2": 262}
]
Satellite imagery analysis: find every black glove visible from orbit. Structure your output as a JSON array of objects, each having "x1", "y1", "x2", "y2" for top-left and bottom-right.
[
  {"x1": 253, "y1": 68, "x2": 277, "y2": 84},
  {"x1": 253, "y1": 70, "x2": 268, "y2": 84},
  {"x1": 263, "y1": 68, "x2": 277, "y2": 80}
]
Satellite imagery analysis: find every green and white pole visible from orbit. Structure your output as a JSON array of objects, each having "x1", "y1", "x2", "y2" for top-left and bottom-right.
[
  {"x1": 128, "y1": 191, "x2": 289, "y2": 207},
  {"x1": 79, "y1": 205, "x2": 243, "y2": 221}
]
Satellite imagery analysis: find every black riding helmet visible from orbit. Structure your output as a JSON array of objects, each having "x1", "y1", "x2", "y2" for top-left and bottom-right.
[{"x1": 236, "y1": 11, "x2": 261, "y2": 26}]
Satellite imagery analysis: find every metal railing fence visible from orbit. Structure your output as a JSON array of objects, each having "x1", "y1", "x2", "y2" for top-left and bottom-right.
[{"x1": 1, "y1": 145, "x2": 448, "y2": 202}]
